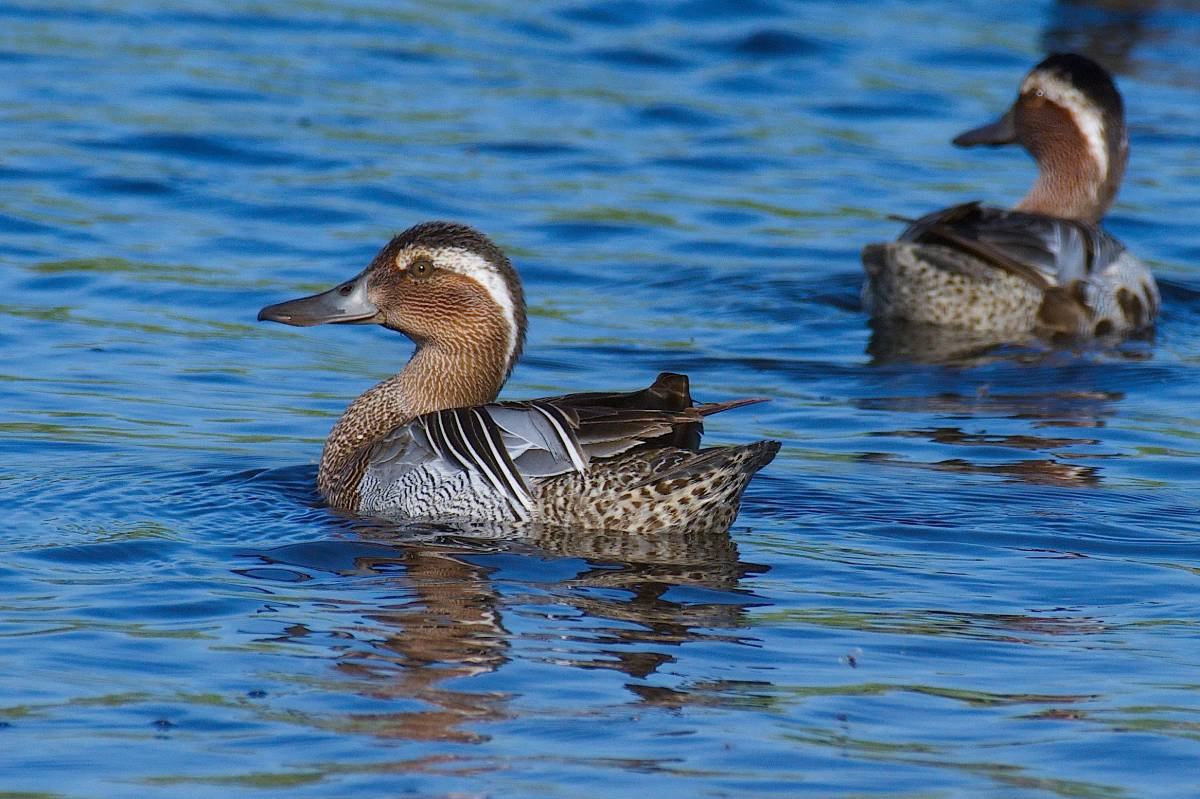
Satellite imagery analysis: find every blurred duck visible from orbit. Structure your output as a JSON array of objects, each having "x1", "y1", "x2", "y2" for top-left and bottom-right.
[
  {"x1": 862, "y1": 53, "x2": 1158, "y2": 338},
  {"x1": 259, "y1": 222, "x2": 778, "y2": 534}
]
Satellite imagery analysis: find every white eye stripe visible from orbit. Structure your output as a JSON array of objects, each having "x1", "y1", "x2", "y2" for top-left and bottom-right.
[
  {"x1": 1021, "y1": 73, "x2": 1109, "y2": 182},
  {"x1": 395, "y1": 254, "x2": 431, "y2": 271},
  {"x1": 419, "y1": 247, "x2": 521, "y2": 369}
]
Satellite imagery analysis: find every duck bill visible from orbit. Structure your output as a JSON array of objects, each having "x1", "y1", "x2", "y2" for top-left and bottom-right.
[
  {"x1": 257, "y1": 273, "x2": 380, "y2": 327},
  {"x1": 952, "y1": 109, "x2": 1017, "y2": 147}
]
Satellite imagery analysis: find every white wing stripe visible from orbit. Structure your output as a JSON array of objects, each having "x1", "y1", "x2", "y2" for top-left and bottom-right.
[
  {"x1": 447, "y1": 408, "x2": 532, "y2": 517},
  {"x1": 531, "y1": 403, "x2": 587, "y2": 474},
  {"x1": 447, "y1": 408, "x2": 502, "y2": 494},
  {"x1": 471, "y1": 408, "x2": 533, "y2": 512},
  {"x1": 432, "y1": 410, "x2": 472, "y2": 471}
]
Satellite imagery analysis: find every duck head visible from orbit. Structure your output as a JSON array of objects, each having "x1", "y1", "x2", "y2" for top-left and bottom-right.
[
  {"x1": 259, "y1": 221, "x2": 528, "y2": 404},
  {"x1": 952, "y1": 53, "x2": 1128, "y2": 222}
]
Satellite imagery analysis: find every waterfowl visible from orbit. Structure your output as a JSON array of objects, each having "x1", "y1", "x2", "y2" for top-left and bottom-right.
[
  {"x1": 862, "y1": 53, "x2": 1158, "y2": 338},
  {"x1": 258, "y1": 222, "x2": 778, "y2": 534}
]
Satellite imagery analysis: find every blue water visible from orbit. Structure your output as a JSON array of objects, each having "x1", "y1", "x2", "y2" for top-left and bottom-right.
[{"x1": 2, "y1": 1, "x2": 1199, "y2": 796}]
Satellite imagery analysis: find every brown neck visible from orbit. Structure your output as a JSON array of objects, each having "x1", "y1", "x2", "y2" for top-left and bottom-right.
[
  {"x1": 1014, "y1": 120, "x2": 1124, "y2": 224},
  {"x1": 317, "y1": 334, "x2": 510, "y2": 506},
  {"x1": 1015, "y1": 159, "x2": 1109, "y2": 223}
]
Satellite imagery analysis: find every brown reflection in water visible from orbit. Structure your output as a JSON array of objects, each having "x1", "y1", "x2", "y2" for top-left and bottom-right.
[
  {"x1": 857, "y1": 389, "x2": 1122, "y2": 425},
  {"x1": 857, "y1": 385, "x2": 1123, "y2": 486},
  {"x1": 862, "y1": 426, "x2": 1103, "y2": 486},
  {"x1": 532, "y1": 521, "x2": 749, "y2": 590},
  {"x1": 257, "y1": 519, "x2": 764, "y2": 743},
  {"x1": 860, "y1": 451, "x2": 1100, "y2": 487},
  {"x1": 332, "y1": 546, "x2": 509, "y2": 743},
  {"x1": 628, "y1": 680, "x2": 776, "y2": 712},
  {"x1": 911, "y1": 610, "x2": 1109, "y2": 644},
  {"x1": 932, "y1": 457, "x2": 1100, "y2": 486},
  {"x1": 524, "y1": 523, "x2": 764, "y2": 675},
  {"x1": 876, "y1": 427, "x2": 1100, "y2": 450},
  {"x1": 866, "y1": 320, "x2": 1155, "y2": 367},
  {"x1": 866, "y1": 321, "x2": 1033, "y2": 365}
]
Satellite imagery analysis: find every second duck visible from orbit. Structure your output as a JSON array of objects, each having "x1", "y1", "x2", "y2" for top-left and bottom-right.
[{"x1": 862, "y1": 53, "x2": 1158, "y2": 339}]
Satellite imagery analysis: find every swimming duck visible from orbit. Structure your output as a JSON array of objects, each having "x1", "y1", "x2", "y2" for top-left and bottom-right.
[
  {"x1": 861, "y1": 53, "x2": 1158, "y2": 338},
  {"x1": 258, "y1": 222, "x2": 778, "y2": 534}
]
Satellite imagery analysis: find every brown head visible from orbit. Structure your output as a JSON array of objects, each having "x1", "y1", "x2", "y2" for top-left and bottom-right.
[
  {"x1": 952, "y1": 53, "x2": 1128, "y2": 223},
  {"x1": 259, "y1": 221, "x2": 527, "y2": 410},
  {"x1": 259, "y1": 222, "x2": 528, "y2": 505}
]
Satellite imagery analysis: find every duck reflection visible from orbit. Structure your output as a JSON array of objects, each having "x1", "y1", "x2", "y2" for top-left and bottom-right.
[
  {"x1": 867, "y1": 319, "x2": 1155, "y2": 366},
  {"x1": 861, "y1": 451, "x2": 1100, "y2": 487},
  {"x1": 862, "y1": 426, "x2": 1102, "y2": 487},
  {"x1": 856, "y1": 388, "x2": 1123, "y2": 424},
  {"x1": 530, "y1": 521, "x2": 750, "y2": 590},
  {"x1": 856, "y1": 388, "x2": 1121, "y2": 487},
  {"x1": 526, "y1": 523, "x2": 763, "y2": 677},
  {"x1": 881, "y1": 427, "x2": 1100, "y2": 450},
  {"x1": 332, "y1": 545, "x2": 508, "y2": 743},
  {"x1": 245, "y1": 540, "x2": 509, "y2": 743},
  {"x1": 247, "y1": 518, "x2": 763, "y2": 743},
  {"x1": 866, "y1": 320, "x2": 1033, "y2": 365}
]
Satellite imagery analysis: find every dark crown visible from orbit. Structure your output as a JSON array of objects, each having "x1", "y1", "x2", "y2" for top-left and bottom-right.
[{"x1": 1033, "y1": 53, "x2": 1123, "y2": 119}]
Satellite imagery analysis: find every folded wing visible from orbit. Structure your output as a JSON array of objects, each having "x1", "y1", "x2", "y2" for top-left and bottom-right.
[
  {"x1": 901, "y1": 201, "x2": 1128, "y2": 289},
  {"x1": 364, "y1": 372, "x2": 767, "y2": 518}
]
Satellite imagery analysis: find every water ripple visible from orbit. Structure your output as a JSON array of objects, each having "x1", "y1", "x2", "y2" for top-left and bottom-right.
[{"x1": 1, "y1": 1, "x2": 1199, "y2": 797}]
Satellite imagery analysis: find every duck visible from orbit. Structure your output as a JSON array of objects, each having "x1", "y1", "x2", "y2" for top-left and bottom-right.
[
  {"x1": 258, "y1": 222, "x2": 779, "y2": 534},
  {"x1": 861, "y1": 53, "x2": 1159, "y2": 339}
]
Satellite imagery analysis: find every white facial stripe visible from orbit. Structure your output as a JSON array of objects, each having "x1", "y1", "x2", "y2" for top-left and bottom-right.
[
  {"x1": 422, "y1": 247, "x2": 520, "y2": 370},
  {"x1": 1021, "y1": 72, "x2": 1109, "y2": 184}
]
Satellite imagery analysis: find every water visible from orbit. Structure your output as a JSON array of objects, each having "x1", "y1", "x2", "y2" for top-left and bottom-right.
[{"x1": 2, "y1": 1, "x2": 1199, "y2": 796}]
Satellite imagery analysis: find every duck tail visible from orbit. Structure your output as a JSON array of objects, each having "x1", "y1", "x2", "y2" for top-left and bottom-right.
[
  {"x1": 631, "y1": 440, "x2": 780, "y2": 533},
  {"x1": 694, "y1": 396, "x2": 770, "y2": 417}
]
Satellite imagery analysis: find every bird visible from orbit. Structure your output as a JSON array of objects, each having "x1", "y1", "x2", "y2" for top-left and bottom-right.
[
  {"x1": 861, "y1": 53, "x2": 1158, "y2": 339},
  {"x1": 258, "y1": 222, "x2": 778, "y2": 534}
]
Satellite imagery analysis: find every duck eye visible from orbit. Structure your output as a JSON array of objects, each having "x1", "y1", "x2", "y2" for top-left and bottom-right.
[
  {"x1": 1035, "y1": 89, "x2": 1045, "y2": 98},
  {"x1": 410, "y1": 256, "x2": 434, "y2": 278}
]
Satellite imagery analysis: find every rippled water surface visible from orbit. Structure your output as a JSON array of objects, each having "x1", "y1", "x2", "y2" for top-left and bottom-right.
[{"x1": 3, "y1": 1, "x2": 1200, "y2": 796}]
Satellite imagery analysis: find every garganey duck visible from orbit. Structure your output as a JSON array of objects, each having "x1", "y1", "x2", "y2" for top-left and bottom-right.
[
  {"x1": 862, "y1": 53, "x2": 1159, "y2": 338},
  {"x1": 258, "y1": 222, "x2": 778, "y2": 534}
]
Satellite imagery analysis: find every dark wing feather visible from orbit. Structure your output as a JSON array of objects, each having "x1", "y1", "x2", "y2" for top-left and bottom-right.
[
  {"x1": 495, "y1": 371, "x2": 769, "y2": 468},
  {"x1": 538, "y1": 372, "x2": 768, "y2": 458},
  {"x1": 459, "y1": 407, "x2": 532, "y2": 512},
  {"x1": 487, "y1": 400, "x2": 588, "y2": 476},
  {"x1": 900, "y1": 201, "x2": 1128, "y2": 288},
  {"x1": 401, "y1": 406, "x2": 533, "y2": 515},
  {"x1": 488, "y1": 401, "x2": 692, "y2": 464},
  {"x1": 426, "y1": 407, "x2": 474, "y2": 472}
]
